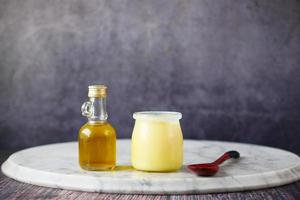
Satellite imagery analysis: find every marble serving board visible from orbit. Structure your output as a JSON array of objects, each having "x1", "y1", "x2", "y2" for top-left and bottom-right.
[{"x1": 2, "y1": 140, "x2": 300, "y2": 194}]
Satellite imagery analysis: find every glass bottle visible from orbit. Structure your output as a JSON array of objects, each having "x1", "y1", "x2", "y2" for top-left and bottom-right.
[{"x1": 78, "y1": 85, "x2": 117, "y2": 170}]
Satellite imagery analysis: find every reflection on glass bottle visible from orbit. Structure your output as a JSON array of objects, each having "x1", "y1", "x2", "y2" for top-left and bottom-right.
[{"x1": 78, "y1": 85, "x2": 117, "y2": 170}]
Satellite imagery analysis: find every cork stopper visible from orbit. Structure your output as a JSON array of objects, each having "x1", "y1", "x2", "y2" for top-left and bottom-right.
[{"x1": 88, "y1": 85, "x2": 107, "y2": 98}]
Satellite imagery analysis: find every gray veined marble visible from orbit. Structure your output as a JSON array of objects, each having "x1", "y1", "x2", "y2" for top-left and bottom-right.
[{"x1": 1, "y1": 140, "x2": 300, "y2": 194}]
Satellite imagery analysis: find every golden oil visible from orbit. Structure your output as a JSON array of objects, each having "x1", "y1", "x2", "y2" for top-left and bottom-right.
[
  {"x1": 78, "y1": 85, "x2": 117, "y2": 170},
  {"x1": 79, "y1": 122, "x2": 116, "y2": 170}
]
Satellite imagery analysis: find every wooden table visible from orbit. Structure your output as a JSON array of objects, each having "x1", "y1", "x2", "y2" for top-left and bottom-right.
[{"x1": 0, "y1": 151, "x2": 299, "y2": 199}]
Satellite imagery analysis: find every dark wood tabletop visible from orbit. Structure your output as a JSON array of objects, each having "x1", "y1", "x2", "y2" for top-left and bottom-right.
[{"x1": 0, "y1": 151, "x2": 299, "y2": 200}]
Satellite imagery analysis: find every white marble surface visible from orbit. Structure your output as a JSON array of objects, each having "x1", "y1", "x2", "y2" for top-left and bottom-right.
[{"x1": 1, "y1": 140, "x2": 300, "y2": 194}]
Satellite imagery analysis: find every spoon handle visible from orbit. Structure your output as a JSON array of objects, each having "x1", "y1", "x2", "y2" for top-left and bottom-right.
[{"x1": 212, "y1": 151, "x2": 240, "y2": 165}]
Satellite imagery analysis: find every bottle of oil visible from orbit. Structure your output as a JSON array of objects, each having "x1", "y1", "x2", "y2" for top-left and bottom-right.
[{"x1": 78, "y1": 85, "x2": 117, "y2": 170}]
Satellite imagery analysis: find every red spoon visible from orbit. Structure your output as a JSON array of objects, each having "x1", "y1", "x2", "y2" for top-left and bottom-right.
[{"x1": 188, "y1": 151, "x2": 240, "y2": 176}]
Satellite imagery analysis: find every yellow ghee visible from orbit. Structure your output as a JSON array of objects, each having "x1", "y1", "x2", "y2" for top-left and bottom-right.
[{"x1": 131, "y1": 112, "x2": 183, "y2": 172}]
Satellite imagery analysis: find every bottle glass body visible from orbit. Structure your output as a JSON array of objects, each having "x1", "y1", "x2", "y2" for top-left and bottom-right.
[{"x1": 78, "y1": 97, "x2": 116, "y2": 170}]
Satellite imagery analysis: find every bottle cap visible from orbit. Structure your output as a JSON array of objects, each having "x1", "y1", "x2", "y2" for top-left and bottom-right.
[{"x1": 88, "y1": 85, "x2": 107, "y2": 98}]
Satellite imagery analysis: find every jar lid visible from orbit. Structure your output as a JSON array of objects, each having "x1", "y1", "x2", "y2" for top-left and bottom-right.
[
  {"x1": 133, "y1": 111, "x2": 182, "y2": 122},
  {"x1": 88, "y1": 85, "x2": 107, "y2": 98}
]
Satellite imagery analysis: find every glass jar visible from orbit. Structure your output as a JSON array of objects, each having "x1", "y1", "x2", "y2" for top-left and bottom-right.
[
  {"x1": 78, "y1": 85, "x2": 117, "y2": 170},
  {"x1": 131, "y1": 111, "x2": 183, "y2": 172}
]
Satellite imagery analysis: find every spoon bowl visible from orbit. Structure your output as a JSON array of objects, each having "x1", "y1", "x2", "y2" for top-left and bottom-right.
[{"x1": 188, "y1": 163, "x2": 219, "y2": 176}]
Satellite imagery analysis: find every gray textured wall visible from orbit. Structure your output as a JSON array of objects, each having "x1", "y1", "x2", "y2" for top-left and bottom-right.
[{"x1": 0, "y1": 0, "x2": 300, "y2": 152}]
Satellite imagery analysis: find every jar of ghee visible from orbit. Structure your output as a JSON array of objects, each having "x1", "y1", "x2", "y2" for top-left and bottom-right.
[{"x1": 131, "y1": 111, "x2": 183, "y2": 172}]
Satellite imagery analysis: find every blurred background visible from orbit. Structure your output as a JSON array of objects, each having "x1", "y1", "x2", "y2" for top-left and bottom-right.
[{"x1": 0, "y1": 0, "x2": 299, "y2": 153}]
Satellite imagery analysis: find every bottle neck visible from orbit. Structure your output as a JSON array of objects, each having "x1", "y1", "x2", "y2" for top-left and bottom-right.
[{"x1": 83, "y1": 97, "x2": 108, "y2": 123}]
